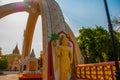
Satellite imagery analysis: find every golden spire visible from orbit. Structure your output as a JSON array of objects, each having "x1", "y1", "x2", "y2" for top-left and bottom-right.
[{"x1": 13, "y1": 44, "x2": 20, "y2": 54}]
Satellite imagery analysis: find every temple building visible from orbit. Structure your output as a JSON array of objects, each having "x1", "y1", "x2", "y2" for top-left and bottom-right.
[
  {"x1": 9, "y1": 57, "x2": 20, "y2": 71},
  {"x1": 20, "y1": 49, "x2": 39, "y2": 73},
  {"x1": 7, "y1": 44, "x2": 21, "y2": 71},
  {"x1": 13, "y1": 44, "x2": 20, "y2": 54}
]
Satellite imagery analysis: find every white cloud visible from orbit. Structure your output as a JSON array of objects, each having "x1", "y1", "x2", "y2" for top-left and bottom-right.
[
  {"x1": 0, "y1": 0, "x2": 24, "y2": 6},
  {"x1": 0, "y1": 0, "x2": 43, "y2": 58},
  {"x1": 0, "y1": 12, "x2": 28, "y2": 54},
  {"x1": 0, "y1": 13, "x2": 43, "y2": 58}
]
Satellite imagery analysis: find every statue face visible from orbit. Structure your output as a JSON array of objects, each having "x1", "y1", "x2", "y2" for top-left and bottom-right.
[{"x1": 61, "y1": 35, "x2": 69, "y2": 45}]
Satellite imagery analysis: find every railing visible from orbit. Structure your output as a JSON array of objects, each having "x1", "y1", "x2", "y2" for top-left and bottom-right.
[{"x1": 76, "y1": 61, "x2": 120, "y2": 80}]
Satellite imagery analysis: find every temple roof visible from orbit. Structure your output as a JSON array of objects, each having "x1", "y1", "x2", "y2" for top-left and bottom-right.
[{"x1": 13, "y1": 44, "x2": 20, "y2": 54}]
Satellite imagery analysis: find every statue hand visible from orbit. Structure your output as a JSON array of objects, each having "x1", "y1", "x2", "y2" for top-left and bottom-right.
[{"x1": 53, "y1": 40, "x2": 57, "y2": 48}]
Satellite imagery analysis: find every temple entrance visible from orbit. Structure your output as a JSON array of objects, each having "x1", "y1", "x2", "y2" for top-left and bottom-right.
[{"x1": 0, "y1": 0, "x2": 82, "y2": 80}]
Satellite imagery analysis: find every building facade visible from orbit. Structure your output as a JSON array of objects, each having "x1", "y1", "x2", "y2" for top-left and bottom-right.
[{"x1": 7, "y1": 44, "x2": 21, "y2": 71}]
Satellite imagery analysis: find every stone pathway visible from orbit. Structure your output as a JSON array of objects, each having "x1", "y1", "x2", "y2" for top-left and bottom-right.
[
  {"x1": 0, "y1": 72, "x2": 88, "y2": 80},
  {"x1": 0, "y1": 74, "x2": 18, "y2": 80}
]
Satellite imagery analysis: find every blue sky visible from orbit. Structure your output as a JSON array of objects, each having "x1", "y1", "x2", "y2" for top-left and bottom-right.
[
  {"x1": 0, "y1": 0, "x2": 120, "y2": 57},
  {"x1": 56, "y1": 0, "x2": 120, "y2": 34}
]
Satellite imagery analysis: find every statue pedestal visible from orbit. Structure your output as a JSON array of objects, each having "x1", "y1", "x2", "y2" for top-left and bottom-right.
[{"x1": 19, "y1": 73, "x2": 42, "y2": 80}]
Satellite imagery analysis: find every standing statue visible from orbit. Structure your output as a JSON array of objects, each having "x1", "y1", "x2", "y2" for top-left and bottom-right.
[{"x1": 53, "y1": 34, "x2": 73, "y2": 80}]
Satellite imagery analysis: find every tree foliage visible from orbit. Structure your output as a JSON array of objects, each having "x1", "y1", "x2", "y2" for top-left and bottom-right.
[
  {"x1": 114, "y1": 31, "x2": 120, "y2": 59},
  {"x1": 0, "y1": 55, "x2": 8, "y2": 70},
  {"x1": 76, "y1": 25, "x2": 120, "y2": 63}
]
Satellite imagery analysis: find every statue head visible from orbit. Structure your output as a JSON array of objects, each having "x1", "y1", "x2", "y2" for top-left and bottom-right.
[{"x1": 59, "y1": 34, "x2": 69, "y2": 45}]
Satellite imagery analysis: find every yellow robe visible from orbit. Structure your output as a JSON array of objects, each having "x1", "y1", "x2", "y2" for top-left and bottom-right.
[{"x1": 55, "y1": 45, "x2": 72, "y2": 80}]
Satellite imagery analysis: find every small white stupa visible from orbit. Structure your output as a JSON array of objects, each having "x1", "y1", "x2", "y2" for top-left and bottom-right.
[{"x1": 20, "y1": 49, "x2": 39, "y2": 74}]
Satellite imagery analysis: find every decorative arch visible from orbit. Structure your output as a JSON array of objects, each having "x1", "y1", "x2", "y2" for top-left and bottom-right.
[{"x1": 0, "y1": 0, "x2": 82, "y2": 80}]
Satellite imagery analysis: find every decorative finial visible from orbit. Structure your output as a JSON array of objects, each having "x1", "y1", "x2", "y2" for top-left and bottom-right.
[{"x1": 30, "y1": 49, "x2": 35, "y2": 58}]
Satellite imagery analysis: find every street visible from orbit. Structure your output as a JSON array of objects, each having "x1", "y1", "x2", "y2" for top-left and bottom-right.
[{"x1": 0, "y1": 71, "x2": 19, "y2": 80}]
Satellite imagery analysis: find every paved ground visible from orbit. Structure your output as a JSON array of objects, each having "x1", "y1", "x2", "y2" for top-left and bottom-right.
[
  {"x1": 0, "y1": 71, "x2": 19, "y2": 80},
  {"x1": 0, "y1": 71, "x2": 88, "y2": 80},
  {"x1": 3, "y1": 71, "x2": 19, "y2": 74},
  {"x1": 0, "y1": 74, "x2": 18, "y2": 80}
]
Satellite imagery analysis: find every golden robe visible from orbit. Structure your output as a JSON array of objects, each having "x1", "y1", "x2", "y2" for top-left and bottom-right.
[{"x1": 55, "y1": 45, "x2": 72, "y2": 80}]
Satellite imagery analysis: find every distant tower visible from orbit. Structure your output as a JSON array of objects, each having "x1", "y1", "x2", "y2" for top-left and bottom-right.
[
  {"x1": 0, "y1": 48, "x2": 2, "y2": 57},
  {"x1": 30, "y1": 49, "x2": 35, "y2": 58},
  {"x1": 13, "y1": 44, "x2": 20, "y2": 54}
]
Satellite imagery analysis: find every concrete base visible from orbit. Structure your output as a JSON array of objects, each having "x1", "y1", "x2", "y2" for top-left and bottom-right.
[{"x1": 19, "y1": 73, "x2": 42, "y2": 80}]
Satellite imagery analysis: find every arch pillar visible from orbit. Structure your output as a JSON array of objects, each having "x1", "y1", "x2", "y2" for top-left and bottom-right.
[{"x1": 22, "y1": 13, "x2": 39, "y2": 58}]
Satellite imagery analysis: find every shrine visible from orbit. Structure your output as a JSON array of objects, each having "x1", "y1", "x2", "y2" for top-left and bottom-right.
[
  {"x1": 0, "y1": 0, "x2": 82, "y2": 80},
  {"x1": 20, "y1": 49, "x2": 39, "y2": 73}
]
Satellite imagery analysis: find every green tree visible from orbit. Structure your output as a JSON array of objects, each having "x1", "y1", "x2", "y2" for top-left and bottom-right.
[
  {"x1": 114, "y1": 31, "x2": 120, "y2": 60},
  {"x1": 112, "y1": 16, "x2": 120, "y2": 26},
  {"x1": 76, "y1": 25, "x2": 116, "y2": 63},
  {"x1": 0, "y1": 55, "x2": 8, "y2": 70}
]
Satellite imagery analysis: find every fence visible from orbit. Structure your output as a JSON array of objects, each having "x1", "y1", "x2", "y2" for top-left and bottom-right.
[{"x1": 75, "y1": 61, "x2": 120, "y2": 80}]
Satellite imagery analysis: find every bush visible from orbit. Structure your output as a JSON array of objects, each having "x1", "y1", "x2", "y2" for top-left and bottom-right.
[{"x1": 0, "y1": 56, "x2": 8, "y2": 70}]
